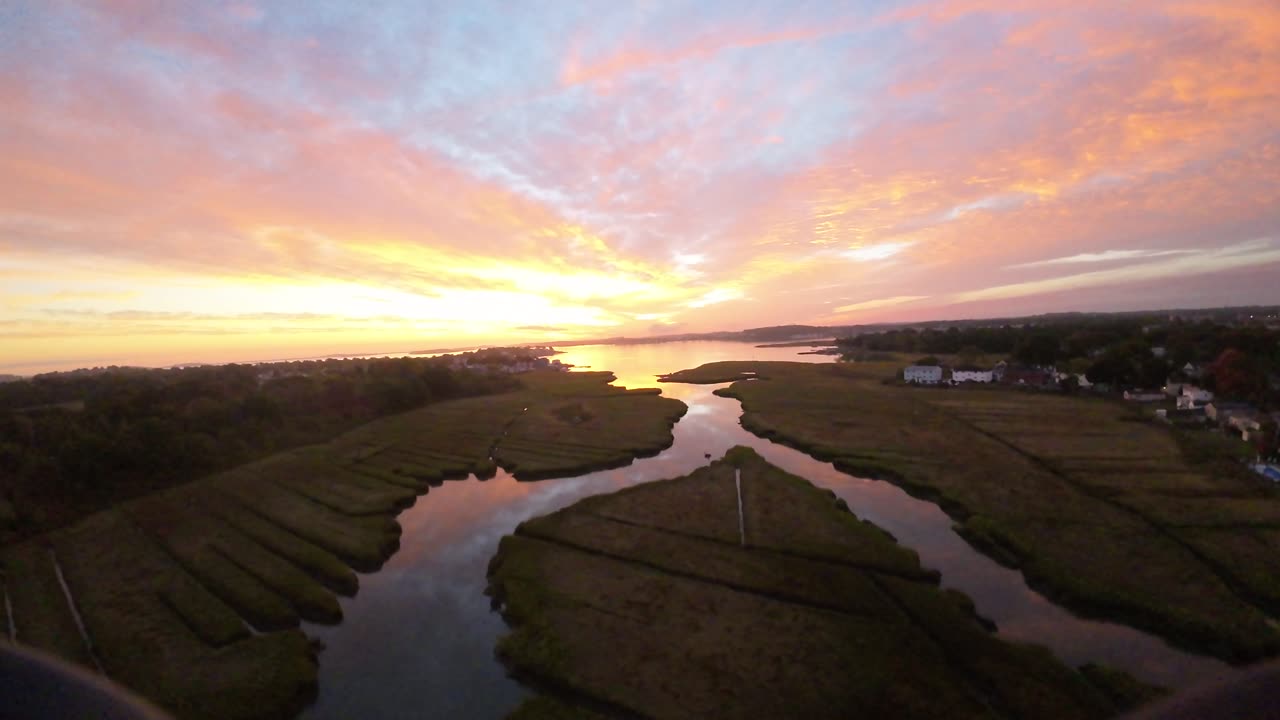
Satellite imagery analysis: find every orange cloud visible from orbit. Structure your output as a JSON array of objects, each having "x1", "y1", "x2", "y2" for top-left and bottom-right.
[{"x1": 3, "y1": 1, "x2": 1277, "y2": 372}]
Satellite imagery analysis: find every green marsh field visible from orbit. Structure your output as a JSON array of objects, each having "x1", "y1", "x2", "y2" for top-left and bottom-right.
[
  {"x1": 488, "y1": 447, "x2": 1161, "y2": 719},
  {"x1": 0, "y1": 370, "x2": 685, "y2": 719},
  {"x1": 661, "y1": 360, "x2": 1280, "y2": 662}
]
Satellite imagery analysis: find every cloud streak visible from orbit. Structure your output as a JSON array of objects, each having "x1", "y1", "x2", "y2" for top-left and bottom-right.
[
  {"x1": 833, "y1": 296, "x2": 930, "y2": 314},
  {"x1": 1, "y1": 1, "x2": 1277, "y2": 372},
  {"x1": 953, "y1": 239, "x2": 1280, "y2": 304},
  {"x1": 1008, "y1": 249, "x2": 1197, "y2": 269}
]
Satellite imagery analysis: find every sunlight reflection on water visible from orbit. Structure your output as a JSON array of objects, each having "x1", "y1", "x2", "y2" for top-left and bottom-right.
[{"x1": 301, "y1": 341, "x2": 1231, "y2": 720}]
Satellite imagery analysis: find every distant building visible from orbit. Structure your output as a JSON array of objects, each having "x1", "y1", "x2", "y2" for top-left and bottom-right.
[
  {"x1": 904, "y1": 365, "x2": 943, "y2": 384},
  {"x1": 1124, "y1": 390, "x2": 1165, "y2": 402},
  {"x1": 1151, "y1": 346, "x2": 1167, "y2": 359},
  {"x1": 992, "y1": 361, "x2": 1008, "y2": 382},
  {"x1": 1206, "y1": 402, "x2": 1255, "y2": 424},
  {"x1": 1182, "y1": 362, "x2": 1203, "y2": 379},
  {"x1": 951, "y1": 368, "x2": 993, "y2": 383},
  {"x1": 1228, "y1": 412, "x2": 1266, "y2": 441},
  {"x1": 1182, "y1": 386, "x2": 1214, "y2": 402},
  {"x1": 1177, "y1": 386, "x2": 1213, "y2": 410},
  {"x1": 1163, "y1": 382, "x2": 1183, "y2": 397}
]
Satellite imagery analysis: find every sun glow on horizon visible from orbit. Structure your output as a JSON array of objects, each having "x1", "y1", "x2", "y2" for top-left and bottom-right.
[{"x1": 2, "y1": 1, "x2": 1278, "y2": 373}]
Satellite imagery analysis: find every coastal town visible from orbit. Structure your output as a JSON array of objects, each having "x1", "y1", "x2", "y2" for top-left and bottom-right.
[{"x1": 885, "y1": 317, "x2": 1280, "y2": 482}]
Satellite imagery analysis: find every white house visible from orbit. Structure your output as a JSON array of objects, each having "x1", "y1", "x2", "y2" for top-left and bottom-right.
[
  {"x1": 992, "y1": 361, "x2": 1008, "y2": 382},
  {"x1": 503, "y1": 361, "x2": 535, "y2": 374},
  {"x1": 1229, "y1": 413, "x2": 1265, "y2": 441},
  {"x1": 1124, "y1": 390, "x2": 1165, "y2": 402},
  {"x1": 904, "y1": 365, "x2": 943, "y2": 384},
  {"x1": 951, "y1": 369, "x2": 993, "y2": 383},
  {"x1": 1151, "y1": 346, "x2": 1167, "y2": 358},
  {"x1": 1178, "y1": 385, "x2": 1214, "y2": 409}
]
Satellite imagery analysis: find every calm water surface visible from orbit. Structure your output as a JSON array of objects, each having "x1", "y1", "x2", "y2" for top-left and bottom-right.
[{"x1": 302, "y1": 341, "x2": 1231, "y2": 719}]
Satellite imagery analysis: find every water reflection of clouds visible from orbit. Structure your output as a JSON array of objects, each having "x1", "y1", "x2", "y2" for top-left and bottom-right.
[
  {"x1": 304, "y1": 342, "x2": 1232, "y2": 718},
  {"x1": 701, "y1": 379, "x2": 1231, "y2": 689}
]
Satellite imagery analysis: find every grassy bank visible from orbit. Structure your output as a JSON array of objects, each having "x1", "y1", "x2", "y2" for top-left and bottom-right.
[
  {"x1": 488, "y1": 447, "x2": 1145, "y2": 719},
  {"x1": 494, "y1": 389, "x2": 686, "y2": 479},
  {"x1": 661, "y1": 361, "x2": 1280, "y2": 662},
  {"x1": 1, "y1": 369, "x2": 686, "y2": 718}
]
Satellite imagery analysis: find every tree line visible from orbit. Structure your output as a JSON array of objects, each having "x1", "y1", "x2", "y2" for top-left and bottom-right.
[
  {"x1": 0, "y1": 355, "x2": 519, "y2": 542},
  {"x1": 838, "y1": 318, "x2": 1280, "y2": 405}
]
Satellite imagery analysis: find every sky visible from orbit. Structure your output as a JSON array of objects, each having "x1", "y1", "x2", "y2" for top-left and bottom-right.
[{"x1": 1, "y1": 1, "x2": 1278, "y2": 374}]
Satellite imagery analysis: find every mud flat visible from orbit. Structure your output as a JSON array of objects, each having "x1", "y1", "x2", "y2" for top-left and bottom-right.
[{"x1": 487, "y1": 447, "x2": 1157, "y2": 719}]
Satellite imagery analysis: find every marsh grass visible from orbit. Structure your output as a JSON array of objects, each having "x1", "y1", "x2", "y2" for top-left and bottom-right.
[
  {"x1": 0, "y1": 369, "x2": 689, "y2": 717},
  {"x1": 0, "y1": 541, "x2": 92, "y2": 666},
  {"x1": 666, "y1": 361, "x2": 1280, "y2": 662},
  {"x1": 488, "y1": 448, "x2": 1127, "y2": 719}
]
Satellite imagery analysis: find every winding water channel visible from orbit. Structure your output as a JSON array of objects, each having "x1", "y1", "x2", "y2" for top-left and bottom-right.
[{"x1": 302, "y1": 341, "x2": 1232, "y2": 719}]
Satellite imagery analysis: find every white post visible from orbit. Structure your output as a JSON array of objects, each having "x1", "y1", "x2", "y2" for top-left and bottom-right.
[{"x1": 735, "y1": 468, "x2": 746, "y2": 547}]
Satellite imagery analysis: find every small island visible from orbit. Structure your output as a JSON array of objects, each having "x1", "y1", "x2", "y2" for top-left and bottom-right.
[{"x1": 487, "y1": 447, "x2": 1156, "y2": 719}]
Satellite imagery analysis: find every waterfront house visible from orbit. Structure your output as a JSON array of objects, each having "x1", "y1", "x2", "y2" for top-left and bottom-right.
[
  {"x1": 1206, "y1": 401, "x2": 1256, "y2": 424},
  {"x1": 904, "y1": 365, "x2": 943, "y2": 384},
  {"x1": 1182, "y1": 385, "x2": 1214, "y2": 403},
  {"x1": 1177, "y1": 386, "x2": 1214, "y2": 410},
  {"x1": 992, "y1": 360, "x2": 1008, "y2": 382},
  {"x1": 1228, "y1": 412, "x2": 1267, "y2": 442},
  {"x1": 951, "y1": 368, "x2": 993, "y2": 383}
]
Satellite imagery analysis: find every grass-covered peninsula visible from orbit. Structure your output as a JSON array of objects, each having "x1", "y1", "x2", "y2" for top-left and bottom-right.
[
  {"x1": 0, "y1": 370, "x2": 685, "y2": 719},
  {"x1": 488, "y1": 447, "x2": 1157, "y2": 719},
  {"x1": 659, "y1": 360, "x2": 1280, "y2": 662}
]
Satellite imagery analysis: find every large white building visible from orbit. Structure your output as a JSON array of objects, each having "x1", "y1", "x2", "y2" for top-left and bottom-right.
[
  {"x1": 1177, "y1": 385, "x2": 1214, "y2": 409},
  {"x1": 904, "y1": 365, "x2": 943, "y2": 384},
  {"x1": 951, "y1": 369, "x2": 993, "y2": 383}
]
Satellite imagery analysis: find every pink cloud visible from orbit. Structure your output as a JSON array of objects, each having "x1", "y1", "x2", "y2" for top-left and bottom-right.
[{"x1": 3, "y1": 0, "x2": 1277, "y2": 360}]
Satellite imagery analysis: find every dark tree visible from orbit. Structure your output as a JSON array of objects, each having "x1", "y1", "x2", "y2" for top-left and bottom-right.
[
  {"x1": 1013, "y1": 333, "x2": 1060, "y2": 367},
  {"x1": 1206, "y1": 349, "x2": 1265, "y2": 401}
]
